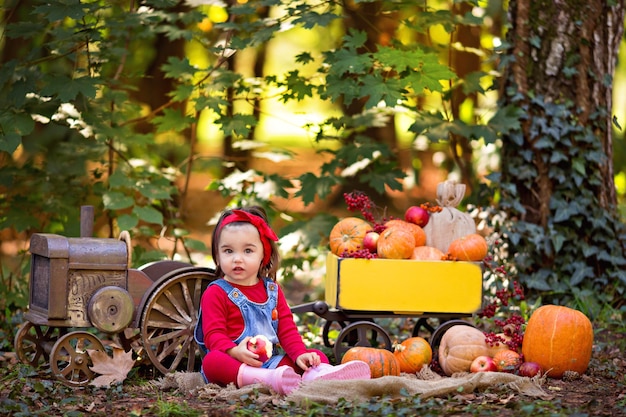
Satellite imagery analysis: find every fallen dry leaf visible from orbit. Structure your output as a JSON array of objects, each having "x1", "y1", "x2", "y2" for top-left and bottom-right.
[{"x1": 88, "y1": 347, "x2": 135, "y2": 387}]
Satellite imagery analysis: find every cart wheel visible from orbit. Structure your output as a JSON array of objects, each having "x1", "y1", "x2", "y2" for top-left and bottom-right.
[
  {"x1": 429, "y1": 319, "x2": 476, "y2": 352},
  {"x1": 49, "y1": 331, "x2": 105, "y2": 387},
  {"x1": 14, "y1": 322, "x2": 67, "y2": 368},
  {"x1": 333, "y1": 321, "x2": 392, "y2": 363},
  {"x1": 322, "y1": 320, "x2": 348, "y2": 348},
  {"x1": 412, "y1": 317, "x2": 445, "y2": 340},
  {"x1": 139, "y1": 268, "x2": 216, "y2": 375}
]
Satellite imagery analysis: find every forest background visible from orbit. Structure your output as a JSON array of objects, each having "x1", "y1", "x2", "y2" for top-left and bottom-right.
[{"x1": 1, "y1": 0, "x2": 626, "y2": 351}]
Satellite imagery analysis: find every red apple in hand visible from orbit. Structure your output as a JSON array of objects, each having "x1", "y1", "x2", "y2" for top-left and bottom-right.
[
  {"x1": 470, "y1": 356, "x2": 497, "y2": 373},
  {"x1": 405, "y1": 206, "x2": 430, "y2": 227},
  {"x1": 247, "y1": 335, "x2": 273, "y2": 362},
  {"x1": 362, "y1": 231, "x2": 380, "y2": 253}
]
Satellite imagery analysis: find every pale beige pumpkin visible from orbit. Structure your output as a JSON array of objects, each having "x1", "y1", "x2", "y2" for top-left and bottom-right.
[{"x1": 438, "y1": 325, "x2": 490, "y2": 376}]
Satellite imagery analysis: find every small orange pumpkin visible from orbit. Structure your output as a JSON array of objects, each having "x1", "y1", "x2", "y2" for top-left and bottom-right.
[
  {"x1": 377, "y1": 227, "x2": 415, "y2": 259},
  {"x1": 493, "y1": 349, "x2": 521, "y2": 372},
  {"x1": 341, "y1": 346, "x2": 400, "y2": 378},
  {"x1": 393, "y1": 337, "x2": 432, "y2": 374},
  {"x1": 410, "y1": 246, "x2": 445, "y2": 261},
  {"x1": 521, "y1": 305, "x2": 593, "y2": 379},
  {"x1": 385, "y1": 219, "x2": 426, "y2": 247},
  {"x1": 447, "y1": 233, "x2": 488, "y2": 261},
  {"x1": 438, "y1": 325, "x2": 490, "y2": 376},
  {"x1": 329, "y1": 217, "x2": 371, "y2": 256}
]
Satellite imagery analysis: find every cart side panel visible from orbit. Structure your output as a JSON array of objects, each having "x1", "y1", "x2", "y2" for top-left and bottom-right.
[
  {"x1": 325, "y1": 255, "x2": 339, "y2": 309},
  {"x1": 325, "y1": 254, "x2": 483, "y2": 314}
]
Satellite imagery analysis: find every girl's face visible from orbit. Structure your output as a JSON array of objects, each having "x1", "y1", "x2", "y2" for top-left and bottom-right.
[{"x1": 217, "y1": 223, "x2": 264, "y2": 286}]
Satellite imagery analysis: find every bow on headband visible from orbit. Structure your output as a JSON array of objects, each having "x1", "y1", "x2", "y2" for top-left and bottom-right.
[{"x1": 218, "y1": 209, "x2": 278, "y2": 266}]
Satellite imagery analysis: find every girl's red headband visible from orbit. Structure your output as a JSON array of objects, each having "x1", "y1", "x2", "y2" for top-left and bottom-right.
[{"x1": 218, "y1": 210, "x2": 278, "y2": 266}]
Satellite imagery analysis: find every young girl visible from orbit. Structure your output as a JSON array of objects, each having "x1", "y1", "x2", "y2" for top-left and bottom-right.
[{"x1": 198, "y1": 207, "x2": 370, "y2": 394}]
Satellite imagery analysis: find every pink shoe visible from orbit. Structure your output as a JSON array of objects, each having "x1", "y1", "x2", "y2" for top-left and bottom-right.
[
  {"x1": 237, "y1": 364, "x2": 302, "y2": 395},
  {"x1": 301, "y1": 361, "x2": 371, "y2": 382}
]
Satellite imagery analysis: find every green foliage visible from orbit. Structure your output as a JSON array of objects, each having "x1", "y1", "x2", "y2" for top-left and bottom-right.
[
  {"x1": 489, "y1": 94, "x2": 626, "y2": 313},
  {"x1": 151, "y1": 396, "x2": 201, "y2": 417},
  {"x1": 0, "y1": 252, "x2": 30, "y2": 350},
  {"x1": 2, "y1": 0, "x2": 623, "y2": 321},
  {"x1": 0, "y1": 0, "x2": 497, "y2": 242}
]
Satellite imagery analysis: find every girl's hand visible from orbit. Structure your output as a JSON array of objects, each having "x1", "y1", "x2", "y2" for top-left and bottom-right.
[
  {"x1": 227, "y1": 337, "x2": 263, "y2": 367},
  {"x1": 296, "y1": 352, "x2": 321, "y2": 371}
]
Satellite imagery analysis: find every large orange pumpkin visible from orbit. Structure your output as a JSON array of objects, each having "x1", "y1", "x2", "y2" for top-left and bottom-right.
[
  {"x1": 410, "y1": 246, "x2": 445, "y2": 261},
  {"x1": 521, "y1": 305, "x2": 593, "y2": 379},
  {"x1": 393, "y1": 337, "x2": 432, "y2": 374},
  {"x1": 385, "y1": 220, "x2": 426, "y2": 247},
  {"x1": 329, "y1": 217, "x2": 371, "y2": 256},
  {"x1": 377, "y1": 227, "x2": 415, "y2": 259},
  {"x1": 447, "y1": 233, "x2": 488, "y2": 261},
  {"x1": 341, "y1": 346, "x2": 400, "y2": 378},
  {"x1": 438, "y1": 325, "x2": 490, "y2": 376}
]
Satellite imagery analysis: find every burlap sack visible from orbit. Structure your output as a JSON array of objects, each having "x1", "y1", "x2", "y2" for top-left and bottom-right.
[
  {"x1": 423, "y1": 180, "x2": 476, "y2": 253},
  {"x1": 155, "y1": 367, "x2": 552, "y2": 406}
]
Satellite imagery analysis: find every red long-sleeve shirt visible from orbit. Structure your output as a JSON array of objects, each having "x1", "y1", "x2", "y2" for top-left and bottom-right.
[{"x1": 200, "y1": 278, "x2": 308, "y2": 361}]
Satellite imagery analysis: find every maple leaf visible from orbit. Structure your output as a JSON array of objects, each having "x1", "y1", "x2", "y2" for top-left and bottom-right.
[{"x1": 88, "y1": 347, "x2": 135, "y2": 387}]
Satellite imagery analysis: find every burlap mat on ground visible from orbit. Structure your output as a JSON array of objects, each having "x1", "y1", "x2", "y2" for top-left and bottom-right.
[{"x1": 153, "y1": 366, "x2": 552, "y2": 405}]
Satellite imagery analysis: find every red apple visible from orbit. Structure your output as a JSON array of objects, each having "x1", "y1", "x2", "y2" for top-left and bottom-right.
[
  {"x1": 362, "y1": 231, "x2": 380, "y2": 253},
  {"x1": 518, "y1": 361, "x2": 542, "y2": 377},
  {"x1": 470, "y1": 356, "x2": 498, "y2": 373},
  {"x1": 404, "y1": 206, "x2": 430, "y2": 227},
  {"x1": 247, "y1": 335, "x2": 273, "y2": 362}
]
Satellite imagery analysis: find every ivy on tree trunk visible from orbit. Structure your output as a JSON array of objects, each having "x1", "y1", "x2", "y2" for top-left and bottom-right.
[{"x1": 496, "y1": 0, "x2": 626, "y2": 310}]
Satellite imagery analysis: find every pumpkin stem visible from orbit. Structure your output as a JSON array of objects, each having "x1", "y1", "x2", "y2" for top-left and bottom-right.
[{"x1": 393, "y1": 343, "x2": 405, "y2": 352}]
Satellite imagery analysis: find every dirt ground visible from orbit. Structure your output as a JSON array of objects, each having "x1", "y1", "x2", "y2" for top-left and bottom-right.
[{"x1": 1, "y1": 326, "x2": 624, "y2": 416}]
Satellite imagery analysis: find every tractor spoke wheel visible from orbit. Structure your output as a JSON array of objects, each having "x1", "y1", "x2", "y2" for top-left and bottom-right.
[
  {"x1": 14, "y1": 322, "x2": 66, "y2": 369},
  {"x1": 50, "y1": 331, "x2": 105, "y2": 387},
  {"x1": 140, "y1": 269, "x2": 216, "y2": 375}
]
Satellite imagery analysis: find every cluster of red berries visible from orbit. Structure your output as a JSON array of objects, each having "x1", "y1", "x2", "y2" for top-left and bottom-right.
[
  {"x1": 340, "y1": 249, "x2": 379, "y2": 259},
  {"x1": 483, "y1": 329, "x2": 524, "y2": 352},
  {"x1": 480, "y1": 244, "x2": 527, "y2": 351},
  {"x1": 479, "y1": 283, "x2": 525, "y2": 319},
  {"x1": 343, "y1": 191, "x2": 377, "y2": 223},
  {"x1": 481, "y1": 289, "x2": 526, "y2": 351},
  {"x1": 343, "y1": 190, "x2": 389, "y2": 239}
]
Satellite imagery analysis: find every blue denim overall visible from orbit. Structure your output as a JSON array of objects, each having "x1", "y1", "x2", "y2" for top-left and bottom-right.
[{"x1": 195, "y1": 278, "x2": 284, "y2": 381}]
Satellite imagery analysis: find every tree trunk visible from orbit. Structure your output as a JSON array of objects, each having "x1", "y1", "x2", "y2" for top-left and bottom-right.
[
  {"x1": 498, "y1": 0, "x2": 626, "y2": 305},
  {"x1": 502, "y1": 0, "x2": 623, "y2": 221},
  {"x1": 450, "y1": 1, "x2": 482, "y2": 194}
]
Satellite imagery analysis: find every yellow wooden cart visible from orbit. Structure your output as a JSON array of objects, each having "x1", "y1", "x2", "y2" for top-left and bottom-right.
[{"x1": 291, "y1": 254, "x2": 484, "y2": 361}]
